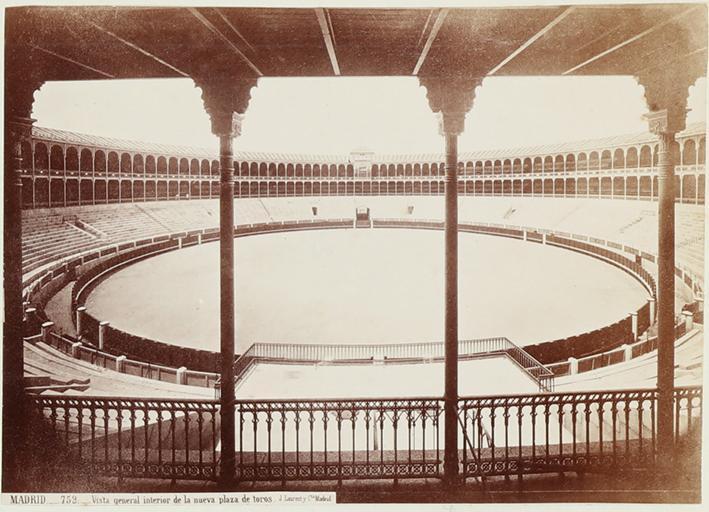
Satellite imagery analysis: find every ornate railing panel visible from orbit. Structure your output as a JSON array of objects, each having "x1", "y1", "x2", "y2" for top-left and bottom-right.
[
  {"x1": 233, "y1": 397, "x2": 443, "y2": 483},
  {"x1": 33, "y1": 396, "x2": 220, "y2": 481},
  {"x1": 31, "y1": 386, "x2": 701, "y2": 483},
  {"x1": 458, "y1": 386, "x2": 702, "y2": 479}
]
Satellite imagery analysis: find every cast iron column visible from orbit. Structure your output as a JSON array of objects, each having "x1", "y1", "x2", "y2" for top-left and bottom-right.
[
  {"x1": 200, "y1": 77, "x2": 256, "y2": 486},
  {"x1": 420, "y1": 76, "x2": 480, "y2": 486},
  {"x1": 219, "y1": 131, "x2": 236, "y2": 483},
  {"x1": 443, "y1": 125, "x2": 460, "y2": 484},
  {"x1": 655, "y1": 127, "x2": 677, "y2": 462}
]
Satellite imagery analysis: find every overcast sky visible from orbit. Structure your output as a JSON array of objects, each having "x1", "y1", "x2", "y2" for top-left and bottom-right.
[{"x1": 33, "y1": 75, "x2": 706, "y2": 155}]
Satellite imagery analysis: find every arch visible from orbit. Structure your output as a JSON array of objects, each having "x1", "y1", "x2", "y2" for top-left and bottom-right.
[
  {"x1": 34, "y1": 178, "x2": 49, "y2": 207},
  {"x1": 304, "y1": 181, "x2": 313, "y2": 195},
  {"x1": 512, "y1": 159, "x2": 522, "y2": 174},
  {"x1": 346, "y1": 164, "x2": 354, "y2": 178},
  {"x1": 502, "y1": 180, "x2": 512, "y2": 194},
  {"x1": 493, "y1": 160, "x2": 502, "y2": 174},
  {"x1": 502, "y1": 159, "x2": 511, "y2": 174},
  {"x1": 65, "y1": 147, "x2": 79, "y2": 172},
  {"x1": 80, "y1": 179, "x2": 93, "y2": 204},
  {"x1": 588, "y1": 151, "x2": 599, "y2": 170},
  {"x1": 639, "y1": 145, "x2": 652, "y2": 167},
  {"x1": 532, "y1": 156, "x2": 542, "y2": 173},
  {"x1": 565, "y1": 154, "x2": 575, "y2": 172},
  {"x1": 492, "y1": 180, "x2": 502, "y2": 194},
  {"x1": 200, "y1": 159, "x2": 210, "y2": 176},
  {"x1": 611, "y1": 148, "x2": 624, "y2": 169},
  {"x1": 554, "y1": 178, "x2": 564, "y2": 195},
  {"x1": 79, "y1": 148, "x2": 94, "y2": 174},
  {"x1": 133, "y1": 154, "x2": 144, "y2": 174},
  {"x1": 474, "y1": 161, "x2": 483, "y2": 176},
  {"x1": 121, "y1": 180, "x2": 133, "y2": 201},
  {"x1": 95, "y1": 180, "x2": 108, "y2": 202},
  {"x1": 543, "y1": 178, "x2": 553, "y2": 195},
  {"x1": 304, "y1": 163, "x2": 312, "y2": 177},
  {"x1": 199, "y1": 181, "x2": 210, "y2": 198},
  {"x1": 639, "y1": 176, "x2": 652, "y2": 197},
  {"x1": 682, "y1": 139, "x2": 697, "y2": 165},
  {"x1": 167, "y1": 180, "x2": 178, "y2": 198},
  {"x1": 612, "y1": 176, "x2": 624, "y2": 196},
  {"x1": 176, "y1": 157, "x2": 187, "y2": 175},
  {"x1": 146, "y1": 155, "x2": 156, "y2": 175},
  {"x1": 431, "y1": 163, "x2": 439, "y2": 176},
  {"x1": 600, "y1": 149, "x2": 612, "y2": 170},
  {"x1": 250, "y1": 162, "x2": 259, "y2": 177},
  {"x1": 431, "y1": 181, "x2": 440, "y2": 194},
  {"x1": 543, "y1": 155, "x2": 553, "y2": 173},
  {"x1": 157, "y1": 156, "x2": 168, "y2": 175},
  {"x1": 474, "y1": 181, "x2": 483, "y2": 195},
  {"x1": 626, "y1": 147, "x2": 638, "y2": 168},
  {"x1": 121, "y1": 153, "x2": 133, "y2": 174},
  {"x1": 106, "y1": 179, "x2": 119, "y2": 202},
  {"x1": 682, "y1": 174, "x2": 697, "y2": 202},
  {"x1": 512, "y1": 180, "x2": 522, "y2": 195},
  {"x1": 626, "y1": 176, "x2": 638, "y2": 198},
  {"x1": 522, "y1": 180, "x2": 532, "y2": 195},
  {"x1": 534, "y1": 179, "x2": 544, "y2": 195},
  {"x1": 600, "y1": 177, "x2": 612, "y2": 196},
  {"x1": 565, "y1": 178, "x2": 575, "y2": 196},
  {"x1": 523, "y1": 157, "x2": 532, "y2": 174},
  {"x1": 484, "y1": 160, "x2": 492, "y2": 174},
  {"x1": 277, "y1": 163, "x2": 286, "y2": 177},
  {"x1": 134, "y1": 180, "x2": 145, "y2": 201},
  {"x1": 190, "y1": 158, "x2": 200, "y2": 176},
  {"x1": 145, "y1": 180, "x2": 157, "y2": 200},
  {"x1": 168, "y1": 157, "x2": 178, "y2": 175},
  {"x1": 94, "y1": 151, "x2": 107, "y2": 174},
  {"x1": 65, "y1": 179, "x2": 78, "y2": 205},
  {"x1": 422, "y1": 181, "x2": 430, "y2": 195},
  {"x1": 156, "y1": 180, "x2": 167, "y2": 200},
  {"x1": 258, "y1": 162, "x2": 267, "y2": 177},
  {"x1": 313, "y1": 181, "x2": 321, "y2": 195},
  {"x1": 34, "y1": 143, "x2": 49, "y2": 170},
  {"x1": 576, "y1": 152, "x2": 587, "y2": 171},
  {"x1": 212, "y1": 160, "x2": 221, "y2": 175},
  {"x1": 554, "y1": 155, "x2": 564, "y2": 173},
  {"x1": 577, "y1": 177, "x2": 588, "y2": 196},
  {"x1": 588, "y1": 177, "x2": 599, "y2": 195},
  {"x1": 50, "y1": 145, "x2": 64, "y2": 171},
  {"x1": 108, "y1": 152, "x2": 120, "y2": 173}
]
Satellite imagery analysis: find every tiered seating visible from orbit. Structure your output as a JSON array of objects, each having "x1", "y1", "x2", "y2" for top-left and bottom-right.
[
  {"x1": 22, "y1": 216, "x2": 105, "y2": 275},
  {"x1": 78, "y1": 205, "x2": 169, "y2": 241}
]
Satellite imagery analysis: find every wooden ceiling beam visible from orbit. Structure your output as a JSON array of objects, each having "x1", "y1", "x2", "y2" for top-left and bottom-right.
[
  {"x1": 315, "y1": 8, "x2": 340, "y2": 76},
  {"x1": 189, "y1": 8, "x2": 263, "y2": 77},
  {"x1": 412, "y1": 8, "x2": 448, "y2": 76},
  {"x1": 488, "y1": 7, "x2": 574, "y2": 76}
]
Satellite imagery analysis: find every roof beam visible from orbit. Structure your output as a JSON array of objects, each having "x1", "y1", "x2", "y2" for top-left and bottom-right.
[
  {"x1": 563, "y1": 5, "x2": 701, "y2": 75},
  {"x1": 412, "y1": 8, "x2": 449, "y2": 76},
  {"x1": 79, "y1": 17, "x2": 190, "y2": 77},
  {"x1": 315, "y1": 8, "x2": 340, "y2": 75},
  {"x1": 31, "y1": 44, "x2": 115, "y2": 78},
  {"x1": 488, "y1": 7, "x2": 574, "y2": 76},
  {"x1": 213, "y1": 8, "x2": 256, "y2": 54},
  {"x1": 189, "y1": 8, "x2": 263, "y2": 76}
]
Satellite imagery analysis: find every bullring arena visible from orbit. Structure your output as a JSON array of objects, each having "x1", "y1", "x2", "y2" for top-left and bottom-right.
[{"x1": 3, "y1": 4, "x2": 707, "y2": 504}]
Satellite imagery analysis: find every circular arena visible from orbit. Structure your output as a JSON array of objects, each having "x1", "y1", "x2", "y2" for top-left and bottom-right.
[{"x1": 5, "y1": 4, "x2": 707, "y2": 502}]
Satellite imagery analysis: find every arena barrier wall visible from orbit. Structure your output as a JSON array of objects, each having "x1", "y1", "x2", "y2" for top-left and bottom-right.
[{"x1": 22, "y1": 216, "x2": 702, "y2": 388}]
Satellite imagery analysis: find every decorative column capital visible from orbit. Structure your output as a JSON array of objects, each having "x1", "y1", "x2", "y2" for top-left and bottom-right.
[
  {"x1": 419, "y1": 76, "x2": 483, "y2": 136},
  {"x1": 197, "y1": 77, "x2": 258, "y2": 138},
  {"x1": 4, "y1": 67, "x2": 44, "y2": 123},
  {"x1": 636, "y1": 68, "x2": 698, "y2": 135}
]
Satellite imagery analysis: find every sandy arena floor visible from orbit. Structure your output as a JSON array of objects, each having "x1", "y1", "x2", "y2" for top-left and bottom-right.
[{"x1": 85, "y1": 228, "x2": 649, "y2": 353}]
